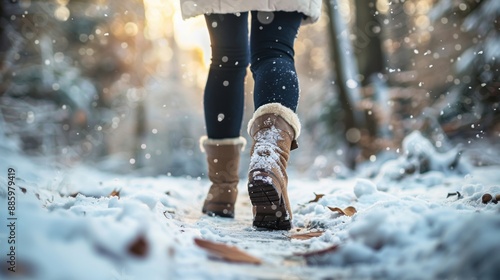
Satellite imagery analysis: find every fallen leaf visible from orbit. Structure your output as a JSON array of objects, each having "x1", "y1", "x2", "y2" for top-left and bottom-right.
[
  {"x1": 482, "y1": 193, "x2": 492, "y2": 204},
  {"x1": 194, "y1": 238, "x2": 262, "y2": 264},
  {"x1": 308, "y1": 193, "x2": 325, "y2": 203},
  {"x1": 289, "y1": 231, "x2": 324, "y2": 240},
  {"x1": 109, "y1": 189, "x2": 121, "y2": 198},
  {"x1": 297, "y1": 244, "x2": 341, "y2": 266},
  {"x1": 69, "y1": 192, "x2": 81, "y2": 198},
  {"x1": 446, "y1": 191, "x2": 462, "y2": 199},
  {"x1": 296, "y1": 244, "x2": 340, "y2": 258},
  {"x1": 163, "y1": 210, "x2": 175, "y2": 219},
  {"x1": 128, "y1": 235, "x2": 148, "y2": 257},
  {"x1": 327, "y1": 206, "x2": 357, "y2": 217},
  {"x1": 0, "y1": 259, "x2": 36, "y2": 277},
  {"x1": 68, "y1": 192, "x2": 103, "y2": 199}
]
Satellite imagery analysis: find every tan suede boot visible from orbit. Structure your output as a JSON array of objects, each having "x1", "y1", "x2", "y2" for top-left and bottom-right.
[
  {"x1": 247, "y1": 103, "x2": 300, "y2": 230},
  {"x1": 201, "y1": 136, "x2": 246, "y2": 218}
]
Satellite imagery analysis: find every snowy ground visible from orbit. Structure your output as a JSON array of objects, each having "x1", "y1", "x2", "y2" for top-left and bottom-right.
[{"x1": 1, "y1": 133, "x2": 500, "y2": 280}]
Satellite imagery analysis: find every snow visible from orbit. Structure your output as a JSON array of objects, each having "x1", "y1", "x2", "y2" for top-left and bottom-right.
[
  {"x1": 1, "y1": 133, "x2": 500, "y2": 279},
  {"x1": 249, "y1": 124, "x2": 284, "y2": 180},
  {"x1": 353, "y1": 178, "x2": 377, "y2": 198}
]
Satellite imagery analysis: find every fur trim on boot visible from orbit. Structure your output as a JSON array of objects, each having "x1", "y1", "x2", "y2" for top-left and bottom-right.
[
  {"x1": 199, "y1": 136, "x2": 246, "y2": 153},
  {"x1": 247, "y1": 103, "x2": 301, "y2": 140}
]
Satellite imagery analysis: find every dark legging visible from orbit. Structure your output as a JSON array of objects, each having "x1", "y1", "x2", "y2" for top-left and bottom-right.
[{"x1": 204, "y1": 11, "x2": 303, "y2": 139}]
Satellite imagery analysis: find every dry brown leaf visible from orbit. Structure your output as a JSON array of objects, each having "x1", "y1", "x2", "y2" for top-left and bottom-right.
[
  {"x1": 308, "y1": 193, "x2": 325, "y2": 203},
  {"x1": 128, "y1": 235, "x2": 148, "y2": 257},
  {"x1": 69, "y1": 192, "x2": 81, "y2": 198},
  {"x1": 3, "y1": 259, "x2": 36, "y2": 277},
  {"x1": 194, "y1": 238, "x2": 262, "y2": 264},
  {"x1": 68, "y1": 192, "x2": 104, "y2": 199},
  {"x1": 482, "y1": 193, "x2": 493, "y2": 204},
  {"x1": 296, "y1": 244, "x2": 340, "y2": 257},
  {"x1": 327, "y1": 206, "x2": 357, "y2": 217},
  {"x1": 446, "y1": 191, "x2": 463, "y2": 199},
  {"x1": 109, "y1": 189, "x2": 121, "y2": 198},
  {"x1": 290, "y1": 231, "x2": 324, "y2": 240}
]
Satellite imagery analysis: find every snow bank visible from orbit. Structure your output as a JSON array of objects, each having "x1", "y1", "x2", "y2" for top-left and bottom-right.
[
  {"x1": 290, "y1": 132, "x2": 500, "y2": 279},
  {"x1": 0, "y1": 151, "x2": 207, "y2": 279}
]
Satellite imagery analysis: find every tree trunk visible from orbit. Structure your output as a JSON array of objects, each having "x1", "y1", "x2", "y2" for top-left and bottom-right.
[
  {"x1": 325, "y1": 0, "x2": 366, "y2": 168},
  {"x1": 354, "y1": 0, "x2": 384, "y2": 86}
]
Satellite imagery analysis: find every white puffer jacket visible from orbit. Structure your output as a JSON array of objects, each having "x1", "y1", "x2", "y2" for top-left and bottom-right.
[{"x1": 180, "y1": 0, "x2": 322, "y2": 24}]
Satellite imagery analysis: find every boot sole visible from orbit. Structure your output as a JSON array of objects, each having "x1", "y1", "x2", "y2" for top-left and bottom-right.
[{"x1": 248, "y1": 180, "x2": 291, "y2": 230}]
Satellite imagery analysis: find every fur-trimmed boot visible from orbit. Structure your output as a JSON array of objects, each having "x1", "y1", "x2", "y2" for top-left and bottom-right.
[
  {"x1": 200, "y1": 136, "x2": 246, "y2": 218},
  {"x1": 247, "y1": 103, "x2": 300, "y2": 230}
]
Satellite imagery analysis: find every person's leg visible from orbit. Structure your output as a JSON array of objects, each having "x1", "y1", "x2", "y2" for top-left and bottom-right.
[
  {"x1": 204, "y1": 13, "x2": 249, "y2": 139},
  {"x1": 250, "y1": 11, "x2": 303, "y2": 112},
  {"x1": 247, "y1": 12, "x2": 303, "y2": 229},
  {"x1": 201, "y1": 13, "x2": 249, "y2": 218}
]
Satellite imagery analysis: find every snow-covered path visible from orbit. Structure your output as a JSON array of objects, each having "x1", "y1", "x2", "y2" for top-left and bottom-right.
[
  {"x1": 1, "y1": 145, "x2": 500, "y2": 279},
  {"x1": 182, "y1": 193, "x2": 315, "y2": 279}
]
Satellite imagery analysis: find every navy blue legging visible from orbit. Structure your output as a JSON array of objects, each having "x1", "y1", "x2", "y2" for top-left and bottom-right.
[{"x1": 204, "y1": 11, "x2": 303, "y2": 139}]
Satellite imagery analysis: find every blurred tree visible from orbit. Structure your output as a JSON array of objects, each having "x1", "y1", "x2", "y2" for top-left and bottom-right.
[
  {"x1": 353, "y1": 0, "x2": 394, "y2": 162},
  {"x1": 431, "y1": 0, "x2": 500, "y2": 138},
  {"x1": 0, "y1": 0, "x2": 150, "y2": 164},
  {"x1": 324, "y1": 0, "x2": 366, "y2": 168},
  {"x1": 0, "y1": 0, "x2": 99, "y2": 156},
  {"x1": 354, "y1": 0, "x2": 385, "y2": 86}
]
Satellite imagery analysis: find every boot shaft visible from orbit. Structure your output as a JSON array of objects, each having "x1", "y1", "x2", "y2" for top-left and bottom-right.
[
  {"x1": 247, "y1": 103, "x2": 301, "y2": 191},
  {"x1": 248, "y1": 113, "x2": 296, "y2": 186},
  {"x1": 201, "y1": 136, "x2": 246, "y2": 185}
]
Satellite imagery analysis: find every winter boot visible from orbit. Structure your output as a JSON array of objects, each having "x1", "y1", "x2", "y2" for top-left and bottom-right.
[
  {"x1": 247, "y1": 103, "x2": 300, "y2": 230},
  {"x1": 201, "y1": 136, "x2": 246, "y2": 218}
]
